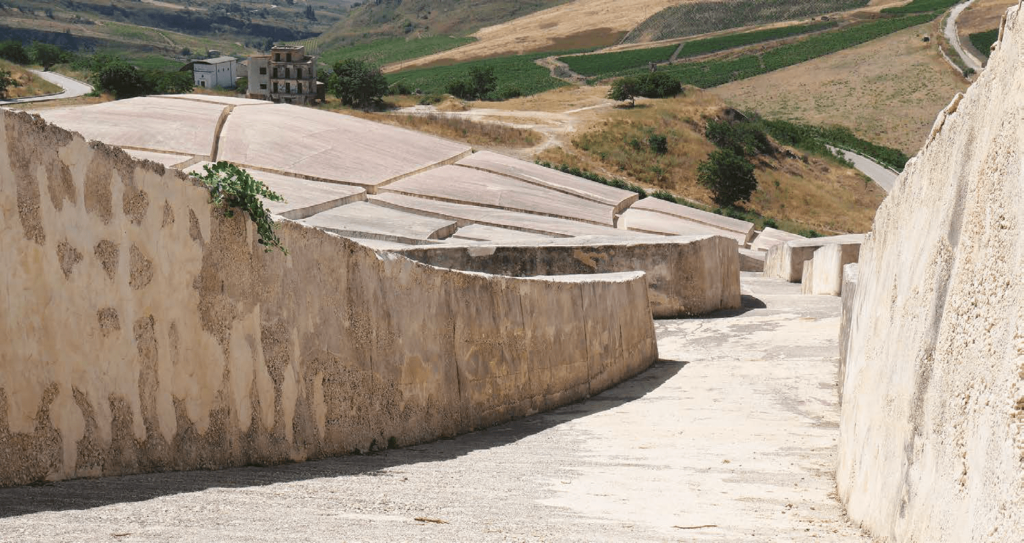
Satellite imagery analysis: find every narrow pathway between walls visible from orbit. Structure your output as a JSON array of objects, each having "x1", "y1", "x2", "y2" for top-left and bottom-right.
[{"x1": 0, "y1": 273, "x2": 867, "y2": 542}]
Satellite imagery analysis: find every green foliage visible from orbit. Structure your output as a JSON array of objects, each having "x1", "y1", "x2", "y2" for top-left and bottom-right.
[
  {"x1": 659, "y1": 12, "x2": 937, "y2": 88},
  {"x1": 320, "y1": 36, "x2": 475, "y2": 68},
  {"x1": 608, "y1": 71, "x2": 682, "y2": 104},
  {"x1": 30, "y1": 42, "x2": 68, "y2": 70},
  {"x1": 881, "y1": 0, "x2": 959, "y2": 14},
  {"x1": 969, "y1": 29, "x2": 998, "y2": 59},
  {"x1": 754, "y1": 116, "x2": 909, "y2": 171},
  {"x1": 704, "y1": 118, "x2": 773, "y2": 157},
  {"x1": 560, "y1": 45, "x2": 677, "y2": 77},
  {"x1": 196, "y1": 162, "x2": 287, "y2": 254},
  {"x1": 648, "y1": 133, "x2": 668, "y2": 154},
  {"x1": 562, "y1": 21, "x2": 837, "y2": 79},
  {"x1": 388, "y1": 51, "x2": 571, "y2": 99},
  {"x1": 91, "y1": 55, "x2": 195, "y2": 99},
  {"x1": 0, "y1": 41, "x2": 30, "y2": 65},
  {"x1": 535, "y1": 161, "x2": 648, "y2": 199},
  {"x1": 0, "y1": 68, "x2": 20, "y2": 100},
  {"x1": 445, "y1": 66, "x2": 498, "y2": 100},
  {"x1": 697, "y1": 149, "x2": 758, "y2": 207},
  {"x1": 330, "y1": 58, "x2": 389, "y2": 109},
  {"x1": 625, "y1": 0, "x2": 868, "y2": 43}
]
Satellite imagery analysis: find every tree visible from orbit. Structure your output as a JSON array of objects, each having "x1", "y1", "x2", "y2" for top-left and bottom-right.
[
  {"x1": 608, "y1": 76, "x2": 639, "y2": 106},
  {"x1": 304, "y1": 5, "x2": 316, "y2": 20},
  {"x1": 697, "y1": 149, "x2": 758, "y2": 208},
  {"x1": 0, "y1": 68, "x2": 20, "y2": 100},
  {"x1": 330, "y1": 58, "x2": 388, "y2": 110},
  {"x1": 29, "y1": 42, "x2": 66, "y2": 70},
  {"x1": 94, "y1": 61, "x2": 149, "y2": 98},
  {"x1": 0, "y1": 41, "x2": 30, "y2": 65},
  {"x1": 445, "y1": 66, "x2": 498, "y2": 100}
]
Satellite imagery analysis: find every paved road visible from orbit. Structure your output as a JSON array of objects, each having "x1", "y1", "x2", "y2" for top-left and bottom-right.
[
  {"x1": 828, "y1": 145, "x2": 899, "y2": 192},
  {"x1": 946, "y1": 0, "x2": 984, "y2": 73},
  {"x1": 0, "y1": 274, "x2": 867, "y2": 542},
  {"x1": 0, "y1": 70, "x2": 93, "y2": 105}
]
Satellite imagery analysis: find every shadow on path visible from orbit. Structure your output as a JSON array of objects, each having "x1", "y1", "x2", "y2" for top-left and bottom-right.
[{"x1": 0, "y1": 359, "x2": 687, "y2": 519}]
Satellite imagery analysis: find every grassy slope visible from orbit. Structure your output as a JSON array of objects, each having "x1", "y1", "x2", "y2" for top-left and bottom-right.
[
  {"x1": 0, "y1": 59, "x2": 62, "y2": 98},
  {"x1": 538, "y1": 93, "x2": 884, "y2": 235},
  {"x1": 388, "y1": 52, "x2": 572, "y2": 97}
]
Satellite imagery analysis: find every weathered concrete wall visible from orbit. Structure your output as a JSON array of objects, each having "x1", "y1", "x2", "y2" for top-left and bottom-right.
[
  {"x1": 800, "y1": 243, "x2": 860, "y2": 296},
  {"x1": 764, "y1": 233, "x2": 864, "y2": 282},
  {"x1": 837, "y1": 5, "x2": 1024, "y2": 540},
  {"x1": 0, "y1": 111, "x2": 659, "y2": 487},
  {"x1": 738, "y1": 248, "x2": 765, "y2": 272},
  {"x1": 386, "y1": 235, "x2": 741, "y2": 319},
  {"x1": 837, "y1": 263, "x2": 857, "y2": 403}
]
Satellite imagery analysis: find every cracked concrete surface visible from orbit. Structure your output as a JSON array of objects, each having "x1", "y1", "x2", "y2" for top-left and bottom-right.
[{"x1": 0, "y1": 273, "x2": 866, "y2": 541}]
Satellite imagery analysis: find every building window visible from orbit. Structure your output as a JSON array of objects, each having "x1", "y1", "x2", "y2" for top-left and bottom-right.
[
  {"x1": 285, "y1": 67, "x2": 290, "y2": 78},
  {"x1": 273, "y1": 82, "x2": 278, "y2": 93},
  {"x1": 272, "y1": 67, "x2": 278, "y2": 78},
  {"x1": 259, "y1": 67, "x2": 266, "y2": 75},
  {"x1": 297, "y1": 83, "x2": 303, "y2": 94},
  {"x1": 296, "y1": 68, "x2": 302, "y2": 79},
  {"x1": 260, "y1": 83, "x2": 267, "y2": 90},
  {"x1": 285, "y1": 82, "x2": 291, "y2": 93},
  {"x1": 287, "y1": 53, "x2": 292, "y2": 62},
  {"x1": 274, "y1": 53, "x2": 280, "y2": 61}
]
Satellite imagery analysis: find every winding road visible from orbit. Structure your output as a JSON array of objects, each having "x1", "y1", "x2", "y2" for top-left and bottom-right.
[
  {"x1": 827, "y1": 145, "x2": 899, "y2": 192},
  {"x1": 0, "y1": 70, "x2": 93, "y2": 106},
  {"x1": 946, "y1": 0, "x2": 985, "y2": 73}
]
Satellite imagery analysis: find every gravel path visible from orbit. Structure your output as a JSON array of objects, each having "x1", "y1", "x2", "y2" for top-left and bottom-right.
[
  {"x1": 0, "y1": 70, "x2": 93, "y2": 105},
  {"x1": 0, "y1": 274, "x2": 867, "y2": 542}
]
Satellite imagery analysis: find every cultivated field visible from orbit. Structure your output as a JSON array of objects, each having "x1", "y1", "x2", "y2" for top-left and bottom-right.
[
  {"x1": 712, "y1": 22, "x2": 968, "y2": 154},
  {"x1": 956, "y1": 0, "x2": 1015, "y2": 59}
]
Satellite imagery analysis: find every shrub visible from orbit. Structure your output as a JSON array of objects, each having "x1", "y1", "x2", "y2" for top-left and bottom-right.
[
  {"x1": 649, "y1": 189, "x2": 677, "y2": 202},
  {"x1": 705, "y1": 118, "x2": 773, "y2": 156},
  {"x1": 30, "y1": 42, "x2": 66, "y2": 70},
  {"x1": 0, "y1": 68, "x2": 20, "y2": 100},
  {"x1": 608, "y1": 76, "x2": 640, "y2": 106},
  {"x1": 446, "y1": 66, "x2": 498, "y2": 100},
  {"x1": 330, "y1": 58, "x2": 388, "y2": 110},
  {"x1": 648, "y1": 133, "x2": 668, "y2": 154},
  {"x1": 697, "y1": 149, "x2": 758, "y2": 207},
  {"x1": 636, "y1": 71, "x2": 682, "y2": 98},
  {"x1": 0, "y1": 41, "x2": 30, "y2": 65},
  {"x1": 195, "y1": 162, "x2": 287, "y2": 254}
]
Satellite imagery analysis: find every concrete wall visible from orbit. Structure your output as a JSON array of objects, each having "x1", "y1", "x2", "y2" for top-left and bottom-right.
[
  {"x1": 837, "y1": 5, "x2": 1024, "y2": 540},
  {"x1": 386, "y1": 235, "x2": 742, "y2": 319},
  {"x1": 764, "y1": 234, "x2": 864, "y2": 282},
  {"x1": 800, "y1": 243, "x2": 860, "y2": 296},
  {"x1": 837, "y1": 263, "x2": 857, "y2": 403},
  {"x1": 0, "y1": 110, "x2": 659, "y2": 487}
]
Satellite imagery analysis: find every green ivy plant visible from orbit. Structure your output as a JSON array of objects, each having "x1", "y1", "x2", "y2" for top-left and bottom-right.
[{"x1": 196, "y1": 161, "x2": 287, "y2": 254}]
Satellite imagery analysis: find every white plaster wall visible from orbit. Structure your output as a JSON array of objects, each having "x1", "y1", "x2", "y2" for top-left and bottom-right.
[{"x1": 837, "y1": 5, "x2": 1024, "y2": 541}]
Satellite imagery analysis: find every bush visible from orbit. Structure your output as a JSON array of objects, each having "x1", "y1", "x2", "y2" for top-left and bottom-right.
[
  {"x1": 30, "y1": 42, "x2": 67, "y2": 70},
  {"x1": 445, "y1": 66, "x2": 498, "y2": 100},
  {"x1": 608, "y1": 76, "x2": 640, "y2": 106},
  {"x1": 608, "y1": 71, "x2": 682, "y2": 105},
  {"x1": 92, "y1": 56, "x2": 194, "y2": 99},
  {"x1": 705, "y1": 118, "x2": 773, "y2": 157},
  {"x1": 330, "y1": 58, "x2": 388, "y2": 110},
  {"x1": 195, "y1": 162, "x2": 286, "y2": 254},
  {"x1": 0, "y1": 68, "x2": 20, "y2": 100},
  {"x1": 0, "y1": 41, "x2": 30, "y2": 65},
  {"x1": 647, "y1": 133, "x2": 668, "y2": 154},
  {"x1": 697, "y1": 149, "x2": 758, "y2": 207}
]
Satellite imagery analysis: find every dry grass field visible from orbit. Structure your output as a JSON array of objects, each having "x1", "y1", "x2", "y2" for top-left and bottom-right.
[
  {"x1": 388, "y1": 0, "x2": 690, "y2": 70},
  {"x1": 0, "y1": 60, "x2": 62, "y2": 99},
  {"x1": 712, "y1": 22, "x2": 967, "y2": 154}
]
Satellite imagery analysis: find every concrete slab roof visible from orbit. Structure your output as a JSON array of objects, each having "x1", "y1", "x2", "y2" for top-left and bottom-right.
[
  {"x1": 37, "y1": 96, "x2": 226, "y2": 157},
  {"x1": 369, "y1": 193, "x2": 644, "y2": 239},
  {"x1": 301, "y1": 201, "x2": 458, "y2": 242},
  {"x1": 218, "y1": 104, "x2": 472, "y2": 188},
  {"x1": 456, "y1": 151, "x2": 639, "y2": 213},
  {"x1": 194, "y1": 56, "x2": 238, "y2": 65},
  {"x1": 185, "y1": 162, "x2": 366, "y2": 220},
  {"x1": 619, "y1": 208, "x2": 747, "y2": 246},
  {"x1": 162, "y1": 94, "x2": 270, "y2": 107},
  {"x1": 382, "y1": 165, "x2": 617, "y2": 226},
  {"x1": 124, "y1": 149, "x2": 193, "y2": 167},
  {"x1": 630, "y1": 197, "x2": 755, "y2": 242},
  {"x1": 450, "y1": 224, "x2": 555, "y2": 243}
]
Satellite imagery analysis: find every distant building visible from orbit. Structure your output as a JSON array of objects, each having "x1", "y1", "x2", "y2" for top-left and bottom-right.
[
  {"x1": 184, "y1": 56, "x2": 238, "y2": 89},
  {"x1": 247, "y1": 45, "x2": 318, "y2": 105}
]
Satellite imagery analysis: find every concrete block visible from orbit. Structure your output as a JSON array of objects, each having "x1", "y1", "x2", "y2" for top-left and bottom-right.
[
  {"x1": 456, "y1": 151, "x2": 639, "y2": 214},
  {"x1": 386, "y1": 235, "x2": 741, "y2": 318},
  {"x1": 801, "y1": 243, "x2": 861, "y2": 296},
  {"x1": 630, "y1": 197, "x2": 755, "y2": 244},
  {"x1": 763, "y1": 233, "x2": 864, "y2": 282},
  {"x1": 750, "y1": 227, "x2": 805, "y2": 252},
  {"x1": 382, "y1": 165, "x2": 617, "y2": 226},
  {"x1": 739, "y1": 248, "x2": 765, "y2": 272},
  {"x1": 837, "y1": 263, "x2": 857, "y2": 403},
  {"x1": 619, "y1": 208, "x2": 748, "y2": 246},
  {"x1": 301, "y1": 201, "x2": 457, "y2": 243}
]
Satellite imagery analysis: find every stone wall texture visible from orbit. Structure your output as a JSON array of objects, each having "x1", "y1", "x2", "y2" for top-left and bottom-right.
[
  {"x1": 0, "y1": 111, "x2": 659, "y2": 487},
  {"x1": 837, "y1": 5, "x2": 1024, "y2": 541}
]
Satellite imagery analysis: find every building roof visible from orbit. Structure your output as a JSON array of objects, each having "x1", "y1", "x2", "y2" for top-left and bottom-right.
[{"x1": 194, "y1": 56, "x2": 238, "y2": 65}]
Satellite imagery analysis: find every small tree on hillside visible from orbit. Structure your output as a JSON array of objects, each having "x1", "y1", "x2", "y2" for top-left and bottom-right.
[
  {"x1": 697, "y1": 149, "x2": 758, "y2": 208},
  {"x1": 0, "y1": 69, "x2": 21, "y2": 100},
  {"x1": 0, "y1": 41, "x2": 30, "y2": 65},
  {"x1": 445, "y1": 66, "x2": 497, "y2": 100},
  {"x1": 608, "y1": 76, "x2": 639, "y2": 106},
  {"x1": 330, "y1": 58, "x2": 388, "y2": 110},
  {"x1": 30, "y1": 42, "x2": 66, "y2": 70},
  {"x1": 93, "y1": 61, "x2": 149, "y2": 98}
]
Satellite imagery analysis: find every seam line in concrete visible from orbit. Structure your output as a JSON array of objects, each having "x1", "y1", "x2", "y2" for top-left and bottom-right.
[{"x1": 210, "y1": 105, "x2": 236, "y2": 161}]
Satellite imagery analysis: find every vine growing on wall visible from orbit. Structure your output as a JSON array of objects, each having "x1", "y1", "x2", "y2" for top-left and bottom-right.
[{"x1": 195, "y1": 162, "x2": 287, "y2": 254}]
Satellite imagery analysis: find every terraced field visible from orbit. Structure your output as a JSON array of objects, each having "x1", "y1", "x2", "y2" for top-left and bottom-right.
[
  {"x1": 623, "y1": 0, "x2": 870, "y2": 43},
  {"x1": 320, "y1": 36, "x2": 476, "y2": 69}
]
